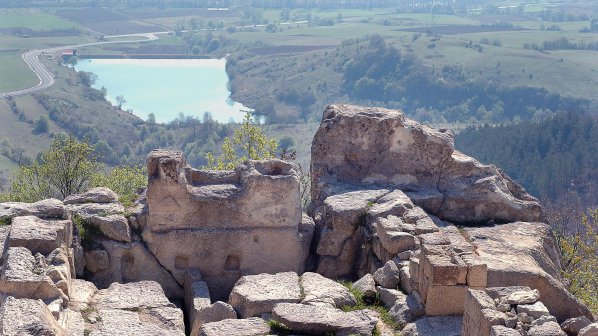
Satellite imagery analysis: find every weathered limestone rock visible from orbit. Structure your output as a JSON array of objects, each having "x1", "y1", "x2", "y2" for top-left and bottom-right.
[
  {"x1": 192, "y1": 302, "x2": 237, "y2": 336},
  {"x1": 228, "y1": 272, "x2": 301, "y2": 318},
  {"x1": 379, "y1": 288, "x2": 425, "y2": 325},
  {"x1": 271, "y1": 302, "x2": 378, "y2": 336},
  {"x1": 506, "y1": 289, "x2": 541, "y2": 305},
  {"x1": 69, "y1": 279, "x2": 98, "y2": 311},
  {"x1": 90, "y1": 308, "x2": 185, "y2": 336},
  {"x1": 0, "y1": 296, "x2": 66, "y2": 336},
  {"x1": 0, "y1": 247, "x2": 65, "y2": 301},
  {"x1": 373, "y1": 260, "x2": 401, "y2": 289},
  {"x1": 462, "y1": 289, "x2": 505, "y2": 336},
  {"x1": 64, "y1": 187, "x2": 119, "y2": 205},
  {"x1": 300, "y1": 272, "x2": 356, "y2": 308},
  {"x1": 84, "y1": 250, "x2": 109, "y2": 273},
  {"x1": 83, "y1": 281, "x2": 185, "y2": 336},
  {"x1": 0, "y1": 198, "x2": 65, "y2": 221},
  {"x1": 401, "y1": 316, "x2": 463, "y2": 336},
  {"x1": 145, "y1": 151, "x2": 313, "y2": 299},
  {"x1": 66, "y1": 202, "x2": 125, "y2": 218},
  {"x1": 412, "y1": 229, "x2": 485, "y2": 317},
  {"x1": 579, "y1": 323, "x2": 598, "y2": 336},
  {"x1": 198, "y1": 318, "x2": 270, "y2": 336},
  {"x1": 561, "y1": 317, "x2": 592, "y2": 336},
  {"x1": 184, "y1": 277, "x2": 237, "y2": 336},
  {"x1": 466, "y1": 222, "x2": 593, "y2": 321},
  {"x1": 373, "y1": 216, "x2": 417, "y2": 255},
  {"x1": 311, "y1": 104, "x2": 542, "y2": 224},
  {"x1": 528, "y1": 321, "x2": 567, "y2": 336},
  {"x1": 378, "y1": 287, "x2": 406, "y2": 309},
  {"x1": 87, "y1": 240, "x2": 183, "y2": 299},
  {"x1": 86, "y1": 214, "x2": 131, "y2": 243},
  {"x1": 314, "y1": 188, "x2": 389, "y2": 278},
  {"x1": 517, "y1": 301, "x2": 550, "y2": 319},
  {"x1": 491, "y1": 325, "x2": 524, "y2": 336},
  {"x1": 353, "y1": 274, "x2": 377, "y2": 302},
  {"x1": 9, "y1": 216, "x2": 72, "y2": 255},
  {"x1": 93, "y1": 281, "x2": 174, "y2": 310}
]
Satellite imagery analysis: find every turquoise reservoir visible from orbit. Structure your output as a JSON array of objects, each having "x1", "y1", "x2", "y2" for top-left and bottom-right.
[{"x1": 75, "y1": 58, "x2": 248, "y2": 123}]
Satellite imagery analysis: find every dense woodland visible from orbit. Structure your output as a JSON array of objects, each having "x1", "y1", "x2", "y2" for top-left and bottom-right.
[{"x1": 455, "y1": 112, "x2": 598, "y2": 207}]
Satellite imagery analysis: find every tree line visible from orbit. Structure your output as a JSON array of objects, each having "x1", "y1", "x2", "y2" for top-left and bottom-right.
[{"x1": 455, "y1": 112, "x2": 598, "y2": 207}]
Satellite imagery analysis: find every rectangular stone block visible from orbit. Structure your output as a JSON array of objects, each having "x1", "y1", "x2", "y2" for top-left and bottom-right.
[
  {"x1": 422, "y1": 253, "x2": 467, "y2": 285},
  {"x1": 424, "y1": 285, "x2": 468, "y2": 316},
  {"x1": 462, "y1": 289, "x2": 497, "y2": 336},
  {"x1": 9, "y1": 216, "x2": 70, "y2": 255},
  {"x1": 409, "y1": 258, "x2": 419, "y2": 281},
  {"x1": 462, "y1": 253, "x2": 488, "y2": 287}
]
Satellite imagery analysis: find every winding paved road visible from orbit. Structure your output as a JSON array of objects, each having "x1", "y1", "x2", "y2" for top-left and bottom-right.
[
  {"x1": 0, "y1": 20, "x2": 309, "y2": 99},
  {"x1": 0, "y1": 32, "x2": 161, "y2": 99}
]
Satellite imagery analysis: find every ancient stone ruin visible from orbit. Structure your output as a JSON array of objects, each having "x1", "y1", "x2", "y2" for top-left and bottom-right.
[{"x1": 0, "y1": 104, "x2": 595, "y2": 336}]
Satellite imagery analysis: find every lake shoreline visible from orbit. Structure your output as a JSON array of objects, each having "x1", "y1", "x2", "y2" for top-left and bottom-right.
[
  {"x1": 74, "y1": 58, "x2": 248, "y2": 123},
  {"x1": 78, "y1": 54, "x2": 214, "y2": 60}
]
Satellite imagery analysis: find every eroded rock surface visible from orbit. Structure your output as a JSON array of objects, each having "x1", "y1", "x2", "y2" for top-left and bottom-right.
[
  {"x1": 272, "y1": 302, "x2": 378, "y2": 336},
  {"x1": 145, "y1": 152, "x2": 313, "y2": 299},
  {"x1": 311, "y1": 104, "x2": 542, "y2": 224}
]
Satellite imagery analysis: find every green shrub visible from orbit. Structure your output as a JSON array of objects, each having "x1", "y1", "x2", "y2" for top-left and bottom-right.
[
  {"x1": 91, "y1": 165, "x2": 147, "y2": 207},
  {"x1": 549, "y1": 207, "x2": 598, "y2": 314}
]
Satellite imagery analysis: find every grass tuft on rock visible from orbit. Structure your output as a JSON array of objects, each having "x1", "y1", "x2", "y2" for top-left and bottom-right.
[
  {"x1": 267, "y1": 319, "x2": 292, "y2": 335},
  {"x1": 338, "y1": 280, "x2": 399, "y2": 333}
]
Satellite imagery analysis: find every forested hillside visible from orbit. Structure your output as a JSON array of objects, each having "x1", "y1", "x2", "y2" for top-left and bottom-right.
[
  {"x1": 227, "y1": 36, "x2": 591, "y2": 124},
  {"x1": 455, "y1": 112, "x2": 598, "y2": 206}
]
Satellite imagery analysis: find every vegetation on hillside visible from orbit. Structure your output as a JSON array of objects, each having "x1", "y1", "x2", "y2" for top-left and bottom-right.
[
  {"x1": 455, "y1": 112, "x2": 598, "y2": 206},
  {"x1": 227, "y1": 35, "x2": 591, "y2": 125},
  {"x1": 0, "y1": 136, "x2": 146, "y2": 204},
  {"x1": 547, "y1": 205, "x2": 598, "y2": 314}
]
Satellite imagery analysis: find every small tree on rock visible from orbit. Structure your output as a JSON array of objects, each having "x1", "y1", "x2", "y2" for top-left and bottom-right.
[
  {"x1": 205, "y1": 112, "x2": 277, "y2": 170},
  {"x1": 4, "y1": 135, "x2": 102, "y2": 201}
]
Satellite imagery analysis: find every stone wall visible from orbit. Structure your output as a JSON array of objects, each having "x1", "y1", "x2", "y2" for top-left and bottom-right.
[{"x1": 144, "y1": 150, "x2": 314, "y2": 300}]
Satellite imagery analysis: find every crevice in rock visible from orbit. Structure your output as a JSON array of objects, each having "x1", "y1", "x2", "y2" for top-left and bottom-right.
[{"x1": 137, "y1": 236, "x2": 184, "y2": 289}]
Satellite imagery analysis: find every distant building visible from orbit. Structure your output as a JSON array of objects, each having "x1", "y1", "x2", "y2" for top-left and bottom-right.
[{"x1": 61, "y1": 49, "x2": 77, "y2": 57}]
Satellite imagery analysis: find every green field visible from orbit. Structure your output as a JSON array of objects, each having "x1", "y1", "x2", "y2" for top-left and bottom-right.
[
  {"x1": 0, "y1": 8, "x2": 79, "y2": 30},
  {"x1": 0, "y1": 51, "x2": 37, "y2": 92},
  {"x1": 1, "y1": 3, "x2": 598, "y2": 175}
]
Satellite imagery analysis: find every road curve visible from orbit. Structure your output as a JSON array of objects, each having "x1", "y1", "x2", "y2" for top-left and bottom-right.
[
  {"x1": 0, "y1": 32, "x2": 161, "y2": 99},
  {"x1": 0, "y1": 20, "x2": 310, "y2": 99}
]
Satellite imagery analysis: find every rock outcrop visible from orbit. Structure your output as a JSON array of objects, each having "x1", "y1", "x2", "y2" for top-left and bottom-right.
[
  {"x1": 144, "y1": 151, "x2": 314, "y2": 300},
  {"x1": 309, "y1": 104, "x2": 592, "y2": 327},
  {"x1": 0, "y1": 103, "x2": 592, "y2": 335},
  {"x1": 311, "y1": 104, "x2": 543, "y2": 224}
]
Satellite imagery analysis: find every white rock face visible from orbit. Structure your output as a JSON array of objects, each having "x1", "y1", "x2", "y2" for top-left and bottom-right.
[{"x1": 228, "y1": 272, "x2": 302, "y2": 318}]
